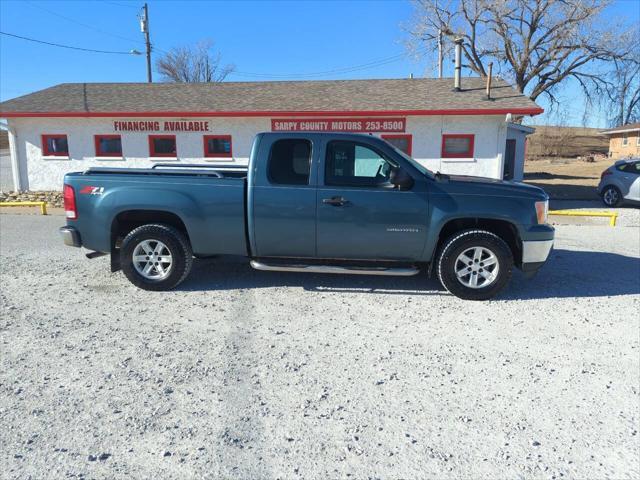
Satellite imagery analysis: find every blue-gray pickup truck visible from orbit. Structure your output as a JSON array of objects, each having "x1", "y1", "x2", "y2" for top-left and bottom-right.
[{"x1": 60, "y1": 132, "x2": 554, "y2": 300}]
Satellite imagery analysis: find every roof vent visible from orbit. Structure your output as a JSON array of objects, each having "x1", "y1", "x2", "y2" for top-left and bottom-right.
[{"x1": 454, "y1": 38, "x2": 463, "y2": 91}]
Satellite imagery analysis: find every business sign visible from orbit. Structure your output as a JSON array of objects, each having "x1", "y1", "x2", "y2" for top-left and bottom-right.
[
  {"x1": 113, "y1": 120, "x2": 210, "y2": 132},
  {"x1": 271, "y1": 117, "x2": 406, "y2": 133}
]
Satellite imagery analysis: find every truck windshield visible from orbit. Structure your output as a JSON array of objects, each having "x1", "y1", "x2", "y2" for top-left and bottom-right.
[{"x1": 389, "y1": 144, "x2": 434, "y2": 178}]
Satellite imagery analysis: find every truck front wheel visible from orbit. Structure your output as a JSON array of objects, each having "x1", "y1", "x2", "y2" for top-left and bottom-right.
[
  {"x1": 120, "y1": 224, "x2": 193, "y2": 291},
  {"x1": 437, "y1": 229, "x2": 513, "y2": 300}
]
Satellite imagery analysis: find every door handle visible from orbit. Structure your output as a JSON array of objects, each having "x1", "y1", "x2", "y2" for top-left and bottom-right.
[{"x1": 322, "y1": 196, "x2": 347, "y2": 206}]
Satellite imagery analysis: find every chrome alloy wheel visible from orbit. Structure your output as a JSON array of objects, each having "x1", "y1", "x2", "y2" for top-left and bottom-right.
[
  {"x1": 454, "y1": 246, "x2": 499, "y2": 289},
  {"x1": 603, "y1": 187, "x2": 619, "y2": 206},
  {"x1": 132, "y1": 239, "x2": 173, "y2": 281}
]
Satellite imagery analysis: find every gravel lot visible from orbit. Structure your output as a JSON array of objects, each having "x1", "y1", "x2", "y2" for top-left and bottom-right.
[{"x1": 1, "y1": 214, "x2": 639, "y2": 479}]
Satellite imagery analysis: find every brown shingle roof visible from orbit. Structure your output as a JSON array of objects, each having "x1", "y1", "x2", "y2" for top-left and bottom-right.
[
  {"x1": 0, "y1": 78, "x2": 542, "y2": 117},
  {"x1": 600, "y1": 122, "x2": 640, "y2": 134}
]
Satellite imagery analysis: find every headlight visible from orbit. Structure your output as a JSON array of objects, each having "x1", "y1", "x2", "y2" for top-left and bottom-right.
[{"x1": 535, "y1": 200, "x2": 548, "y2": 224}]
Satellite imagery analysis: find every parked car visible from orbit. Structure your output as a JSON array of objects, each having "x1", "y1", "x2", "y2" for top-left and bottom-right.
[
  {"x1": 598, "y1": 159, "x2": 640, "y2": 207},
  {"x1": 59, "y1": 132, "x2": 554, "y2": 301}
]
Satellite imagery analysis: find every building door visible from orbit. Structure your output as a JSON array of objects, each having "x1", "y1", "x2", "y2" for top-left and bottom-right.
[
  {"x1": 504, "y1": 139, "x2": 516, "y2": 180},
  {"x1": 316, "y1": 140, "x2": 428, "y2": 261}
]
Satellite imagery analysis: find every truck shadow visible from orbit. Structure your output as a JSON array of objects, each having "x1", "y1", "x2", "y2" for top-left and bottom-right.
[{"x1": 178, "y1": 248, "x2": 640, "y2": 300}]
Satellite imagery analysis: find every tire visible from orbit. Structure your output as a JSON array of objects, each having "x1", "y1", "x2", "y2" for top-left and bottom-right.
[
  {"x1": 120, "y1": 224, "x2": 193, "y2": 291},
  {"x1": 601, "y1": 185, "x2": 622, "y2": 207},
  {"x1": 437, "y1": 229, "x2": 513, "y2": 301}
]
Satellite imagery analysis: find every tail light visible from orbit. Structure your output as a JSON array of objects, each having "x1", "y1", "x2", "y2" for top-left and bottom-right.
[
  {"x1": 63, "y1": 184, "x2": 77, "y2": 219},
  {"x1": 601, "y1": 169, "x2": 613, "y2": 180}
]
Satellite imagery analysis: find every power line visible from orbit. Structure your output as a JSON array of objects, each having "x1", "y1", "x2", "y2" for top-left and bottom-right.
[
  {"x1": 0, "y1": 31, "x2": 139, "y2": 55},
  {"x1": 231, "y1": 49, "x2": 428, "y2": 79},
  {"x1": 25, "y1": 0, "x2": 145, "y2": 46},
  {"x1": 101, "y1": 0, "x2": 140, "y2": 9}
]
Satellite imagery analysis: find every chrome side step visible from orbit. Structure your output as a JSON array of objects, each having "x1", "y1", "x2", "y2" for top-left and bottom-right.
[{"x1": 250, "y1": 260, "x2": 420, "y2": 276}]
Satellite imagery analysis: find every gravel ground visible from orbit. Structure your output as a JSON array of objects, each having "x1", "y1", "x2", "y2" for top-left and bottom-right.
[{"x1": 1, "y1": 215, "x2": 639, "y2": 479}]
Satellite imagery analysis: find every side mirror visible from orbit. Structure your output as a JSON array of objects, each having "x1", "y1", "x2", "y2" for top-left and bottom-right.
[{"x1": 390, "y1": 167, "x2": 414, "y2": 191}]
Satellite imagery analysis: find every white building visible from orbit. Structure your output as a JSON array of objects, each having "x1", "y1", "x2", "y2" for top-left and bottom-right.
[{"x1": 0, "y1": 78, "x2": 542, "y2": 191}]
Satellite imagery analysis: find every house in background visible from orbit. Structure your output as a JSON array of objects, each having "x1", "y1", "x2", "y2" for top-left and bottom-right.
[
  {"x1": 0, "y1": 77, "x2": 542, "y2": 191},
  {"x1": 600, "y1": 123, "x2": 640, "y2": 159}
]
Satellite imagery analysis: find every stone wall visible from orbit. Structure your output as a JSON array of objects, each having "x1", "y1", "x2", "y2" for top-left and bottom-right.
[{"x1": 0, "y1": 191, "x2": 63, "y2": 208}]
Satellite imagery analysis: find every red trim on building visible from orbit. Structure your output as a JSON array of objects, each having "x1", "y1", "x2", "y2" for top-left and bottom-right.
[
  {"x1": 203, "y1": 135, "x2": 233, "y2": 158},
  {"x1": 381, "y1": 134, "x2": 412, "y2": 155},
  {"x1": 41, "y1": 134, "x2": 69, "y2": 156},
  {"x1": 0, "y1": 107, "x2": 544, "y2": 118},
  {"x1": 148, "y1": 134, "x2": 177, "y2": 157},
  {"x1": 441, "y1": 134, "x2": 475, "y2": 158},
  {"x1": 94, "y1": 134, "x2": 122, "y2": 157}
]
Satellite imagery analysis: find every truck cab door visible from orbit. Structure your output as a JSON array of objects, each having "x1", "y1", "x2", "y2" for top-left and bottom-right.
[
  {"x1": 249, "y1": 135, "x2": 318, "y2": 257},
  {"x1": 316, "y1": 139, "x2": 429, "y2": 261}
]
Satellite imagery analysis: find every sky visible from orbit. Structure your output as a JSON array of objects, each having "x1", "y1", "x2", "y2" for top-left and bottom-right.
[{"x1": 0, "y1": 0, "x2": 638, "y2": 128}]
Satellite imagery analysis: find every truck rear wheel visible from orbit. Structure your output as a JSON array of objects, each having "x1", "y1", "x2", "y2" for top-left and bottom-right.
[
  {"x1": 120, "y1": 224, "x2": 193, "y2": 291},
  {"x1": 437, "y1": 229, "x2": 513, "y2": 300}
]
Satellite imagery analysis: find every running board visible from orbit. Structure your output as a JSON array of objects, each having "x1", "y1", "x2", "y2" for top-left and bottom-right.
[{"x1": 250, "y1": 260, "x2": 420, "y2": 276}]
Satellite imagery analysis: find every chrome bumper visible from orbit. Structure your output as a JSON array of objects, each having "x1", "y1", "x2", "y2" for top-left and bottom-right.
[
  {"x1": 59, "y1": 226, "x2": 81, "y2": 247},
  {"x1": 522, "y1": 239, "x2": 553, "y2": 263}
]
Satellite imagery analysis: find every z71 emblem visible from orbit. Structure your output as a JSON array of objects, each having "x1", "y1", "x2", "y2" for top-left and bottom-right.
[{"x1": 79, "y1": 185, "x2": 104, "y2": 195}]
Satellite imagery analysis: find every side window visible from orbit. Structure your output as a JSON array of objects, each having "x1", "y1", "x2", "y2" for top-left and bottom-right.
[
  {"x1": 633, "y1": 162, "x2": 640, "y2": 174},
  {"x1": 268, "y1": 139, "x2": 312, "y2": 185},
  {"x1": 325, "y1": 141, "x2": 395, "y2": 187}
]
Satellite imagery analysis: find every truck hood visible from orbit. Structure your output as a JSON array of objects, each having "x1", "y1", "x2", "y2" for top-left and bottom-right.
[{"x1": 437, "y1": 173, "x2": 548, "y2": 200}]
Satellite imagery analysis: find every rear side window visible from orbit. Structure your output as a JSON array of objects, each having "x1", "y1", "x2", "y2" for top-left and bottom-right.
[{"x1": 268, "y1": 139, "x2": 312, "y2": 185}]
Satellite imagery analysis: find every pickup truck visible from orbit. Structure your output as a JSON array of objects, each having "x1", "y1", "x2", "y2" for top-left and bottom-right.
[{"x1": 59, "y1": 132, "x2": 554, "y2": 300}]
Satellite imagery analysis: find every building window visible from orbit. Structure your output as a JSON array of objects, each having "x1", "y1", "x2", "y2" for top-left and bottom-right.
[
  {"x1": 94, "y1": 135, "x2": 122, "y2": 157},
  {"x1": 381, "y1": 134, "x2": 412, "y2": 155},
  {"x1": 42, "y1": 134, "x2": 69, "y2": 157},
  {"x1": 622, "y1": 134, "x2": 628, "y2": 146},
  {"x1": 441, "y1": 134, "x2": 475, "y2": 158},
  {"x1": 268, "y1": 139, "x2": 311, "y2": 185},
  {"x1": 149, "y1": 135, "x2": 177, "y2": 157},
  {"x1": 203, "y1": 135, "x2": 232, "y2": 158},
  {"x1": 636, "y1": 134, "x2": 639, "y2": 146}
]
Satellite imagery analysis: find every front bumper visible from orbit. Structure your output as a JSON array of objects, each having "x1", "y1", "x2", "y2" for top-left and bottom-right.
[
  {"x1": 522, "y1": 239, "x2": 554, "y2": 263},
  {"x1": 59, "y1": 226, "x2": 81, "y2": 247},
  {"x1": 520, "y1": 224, "x2": 554, "y2": 278}
]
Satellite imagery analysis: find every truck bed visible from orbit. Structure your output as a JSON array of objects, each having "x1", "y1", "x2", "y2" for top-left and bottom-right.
[
  {"x1": 85, "y1": 163, "x2": 248, "y2": 179},
  {"x1": 65, "y1": 165, "x2": 248, "y2": 256}
]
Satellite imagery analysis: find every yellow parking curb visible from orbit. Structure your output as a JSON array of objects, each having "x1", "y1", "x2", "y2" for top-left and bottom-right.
[
  {"x1": 0, "y1": 201, "x2": 48, "y2": 215},
  {"x1": 548, "y1": 209, "x2": 617, "y2": 227}
]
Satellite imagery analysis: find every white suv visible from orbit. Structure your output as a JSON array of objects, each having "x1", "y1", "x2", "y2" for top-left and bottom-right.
[{"x1": 598, "y1": 159, "x2": 640, "y2": 207}]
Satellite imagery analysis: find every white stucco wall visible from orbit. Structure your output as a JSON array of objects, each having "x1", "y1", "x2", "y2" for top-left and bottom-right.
[{"x1": 7, "y1": 114, "x2": 511, "y2": 191}]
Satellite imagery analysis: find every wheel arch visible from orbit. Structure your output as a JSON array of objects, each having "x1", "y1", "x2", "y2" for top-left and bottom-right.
[
  {"x1": 430, "y1": 217, "x2": 522, "y2": 271},
  {"x1": 110, "y1": 210, "x2": 191, "y2": 271}
]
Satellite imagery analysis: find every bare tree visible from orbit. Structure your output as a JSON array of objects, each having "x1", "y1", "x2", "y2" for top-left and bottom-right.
[
  {"x1": 408, "y1": 0, "x2": 637, "y2": 104},
  {"x1": 601, "y1": 57, "x2": 640, "y2": 126},
  {"x1": 156, "y1": 40, "x2": 234, "y2": 83}
]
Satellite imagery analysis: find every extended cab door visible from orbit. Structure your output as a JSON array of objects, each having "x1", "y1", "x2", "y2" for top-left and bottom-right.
[
  {"x1": 249, "y1": 134, "x2": 318, "y2": 257},
  {"x1": 316, "y1": 138, "x2": 429, "y2": 261}
]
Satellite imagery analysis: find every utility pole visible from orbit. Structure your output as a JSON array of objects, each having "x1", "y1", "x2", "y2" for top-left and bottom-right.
[
  {"x1": 140, "y1": 3, "x2": 152, "y2": 83},
  {"x1": 437, "y1": 29, "x2": 443, "y2": 79}
]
